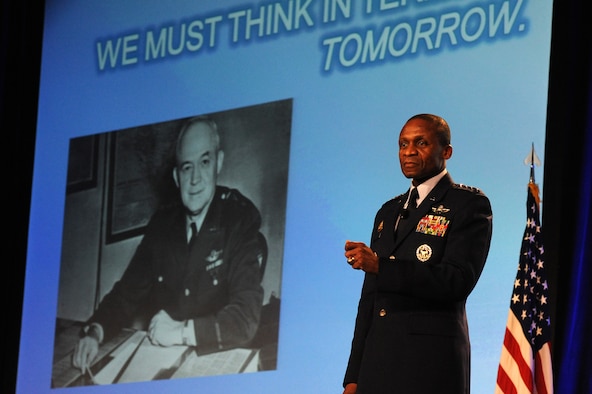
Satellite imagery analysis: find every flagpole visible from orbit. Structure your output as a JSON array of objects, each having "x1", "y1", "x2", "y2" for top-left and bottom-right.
[
  {"x1": 525, "y1": 143, "x2": 541, "y2": 205},
  {"x1": 530, "y1": 142, "x2": 535, "y2": 183}
]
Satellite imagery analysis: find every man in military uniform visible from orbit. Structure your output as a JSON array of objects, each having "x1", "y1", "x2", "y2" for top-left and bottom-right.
[
  {"x1": 73, "y1": 117, "x2": 264, "y2": 371},
  {"x1": 343, "y1": 114, "x2": 493, "y2": 394}
]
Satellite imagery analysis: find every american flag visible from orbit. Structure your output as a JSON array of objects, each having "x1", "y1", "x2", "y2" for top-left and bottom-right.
[{"x1": 495, "y1": 181, "x2": 553, "y2": 393}]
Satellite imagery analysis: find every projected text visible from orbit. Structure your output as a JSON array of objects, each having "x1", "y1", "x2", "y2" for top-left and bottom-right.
[{"x1": 94, "y1": 0, "x2": 530, "y2": 74}]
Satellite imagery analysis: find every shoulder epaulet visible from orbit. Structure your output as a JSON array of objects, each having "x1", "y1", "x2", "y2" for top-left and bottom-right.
[
  {"x1": 452, "y1": 183, "x2": 482, "y2": 194},
  {"x1": 394, "y1": 192, "x2": 406, "y2": 201},
  {"x1": 382, "y1": 193, "x2": 405, "y2": 207},
  {"x1": 219, "y1": 186, "x2": 256, "y2": 208},
  {"x1": 220, "y1": 187, "x2": 245, "y2": 202},
  {"x1": 220, "y1": 187, "x2": 238, "y2": 201}
]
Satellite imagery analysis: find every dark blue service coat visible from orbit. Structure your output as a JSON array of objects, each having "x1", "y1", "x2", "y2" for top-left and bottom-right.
[{"x1": 344, "y1": 173, "x2": 493, "y2": 394}]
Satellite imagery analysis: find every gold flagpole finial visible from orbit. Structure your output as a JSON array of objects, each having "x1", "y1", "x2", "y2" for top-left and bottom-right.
[
  {"x1": 524, "y1": 143, "x2": 542, "y2": 205},
  {"x1": 524, "y1": 142, "x2": 542, "y2": 183}
]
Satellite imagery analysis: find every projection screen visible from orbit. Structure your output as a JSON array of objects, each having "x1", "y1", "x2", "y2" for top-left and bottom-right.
[{"x1": 17, "y1": 0, "x2": 554, "y2": 392}]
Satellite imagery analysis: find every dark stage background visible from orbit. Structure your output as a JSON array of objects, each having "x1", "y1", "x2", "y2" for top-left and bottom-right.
[{"x1": 3, "y1": 0, "x2": 591, "y2": 392}]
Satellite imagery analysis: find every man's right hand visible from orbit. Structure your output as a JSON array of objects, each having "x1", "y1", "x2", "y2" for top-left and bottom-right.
[
  {"x1": 72, "y1": 335, "x2": 99, "y2": 372},
  {"x1": 343, "y1": 382, "x2": 357, "y2": 394}
]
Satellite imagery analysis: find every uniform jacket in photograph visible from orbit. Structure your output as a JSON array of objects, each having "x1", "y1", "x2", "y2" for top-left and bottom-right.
[
  {"x1": 344, "y1": 173, "x2": 493, "y2": 394},
  {"x1": 89, "y1": 186, "x2": 264, "y2": 355}
]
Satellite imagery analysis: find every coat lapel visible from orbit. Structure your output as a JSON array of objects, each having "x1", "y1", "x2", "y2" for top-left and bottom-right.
[{"x1": 163, "y1": 207, "x2": 192, "y2": 285}]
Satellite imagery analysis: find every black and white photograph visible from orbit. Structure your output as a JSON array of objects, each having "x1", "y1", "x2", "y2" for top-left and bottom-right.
[{"x1": 51, "y1": 99, "x2": 292, "y2": 387}]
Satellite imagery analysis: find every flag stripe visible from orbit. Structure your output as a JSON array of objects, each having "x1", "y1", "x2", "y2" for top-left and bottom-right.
[
  {"x1": 497, "y1": 350, "x2": 531, "y2": 394},
  {"x1": 506, "y1": 309, "x2": 535, "y2": 362},
  {"x1": 501, "y1": 331, "x2": 532, "y2": 391},
  {"x1": 505, "y1": 313, "x2": 535, "y2": 388},
  {"x1": 534, "y1": 342, "x2": 553, "y2": 394},
  {"x1": 495, "y1": 366, "x2": 517, "y2": 394},
  {"x1": 497, "y1": 319, "x2": 533, "y2": 393}
]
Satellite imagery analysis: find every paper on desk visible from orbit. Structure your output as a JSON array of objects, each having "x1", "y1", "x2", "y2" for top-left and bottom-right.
[
  {"x1": 90, "y1": 329, "x2": 258, "y2": 384},
  {"x1": 116, "y1": 336, "x2": 191, "y2": 383},
  {"x1": 93, "y1": 330, "x2": 146, "y2": 385},
  {"x1": 171, "y1": 348, "x2": 259, "y2": 379}
]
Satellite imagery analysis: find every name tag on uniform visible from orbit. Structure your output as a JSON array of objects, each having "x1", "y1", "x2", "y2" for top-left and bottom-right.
[{"x1": 416, "y1": 215, "x2": 450, "y2": 237}]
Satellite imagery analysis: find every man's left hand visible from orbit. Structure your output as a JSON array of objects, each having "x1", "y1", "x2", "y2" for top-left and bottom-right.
[{"x1": 148, "y1": 310, "x2": 184, "y2": 346}]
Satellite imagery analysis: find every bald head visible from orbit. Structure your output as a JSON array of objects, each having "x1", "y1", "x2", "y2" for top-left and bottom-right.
[{"x1": 398, "y1": 114, "x2": 453, "y2": 184}]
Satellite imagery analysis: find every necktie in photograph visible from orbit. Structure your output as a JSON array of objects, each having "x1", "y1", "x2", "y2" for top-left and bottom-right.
[{"x1": 189, "y1": 222, "x2": 198, "y2": 245}]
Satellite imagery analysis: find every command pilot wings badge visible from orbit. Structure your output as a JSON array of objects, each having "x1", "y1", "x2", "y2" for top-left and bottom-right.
[
  {"x1": 205, "y1": 249, "x2": 224, "y2": 286},
  {"x1": 431, "y1": 205, "x2": 450, "y2": 214}
]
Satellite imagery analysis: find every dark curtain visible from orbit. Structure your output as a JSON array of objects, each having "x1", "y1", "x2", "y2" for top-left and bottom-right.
[
  {"x1": 544, "y1": 0, "x2": 592, "y2": 393},
  {"x1": 2, "y1": 1, "x2": 43, "y2": 393},
  {"x1": 2, "y1": 0, "x2": 591, "y2": 393}
]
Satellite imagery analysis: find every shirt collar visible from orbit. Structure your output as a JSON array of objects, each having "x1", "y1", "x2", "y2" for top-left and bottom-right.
[
  {"x1": 184, "y1": 198, "x2": 214, "y2": 241},
  {"x1": 410, "y1": 169, "x2": 447, "y2": 206}
]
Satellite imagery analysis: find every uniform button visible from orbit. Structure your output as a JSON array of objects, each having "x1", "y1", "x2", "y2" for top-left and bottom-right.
[
  {"x1": 158, "y1": 276, "x2": 163, "y2": 282},
  {"x1": 379, "y1": 309, "x2": 387, "y2": 317},
  {"x1": 389, "y1": 256, "x2": 395, "y2": 260},
  {"x1": 185, "y1": 288, "x2": 190, "y2": 296}
]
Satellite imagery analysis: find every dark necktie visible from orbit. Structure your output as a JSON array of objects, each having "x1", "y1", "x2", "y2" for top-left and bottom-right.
[
  {"x1": 189, "y1": 222, "x2": 198, "y2": 245},
  {"x1": 408, "y1": 187, "x2": 419, "y2": 210},
  {"x1": 395, "y1": 187, "x2": 419, "y2": 231}
]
